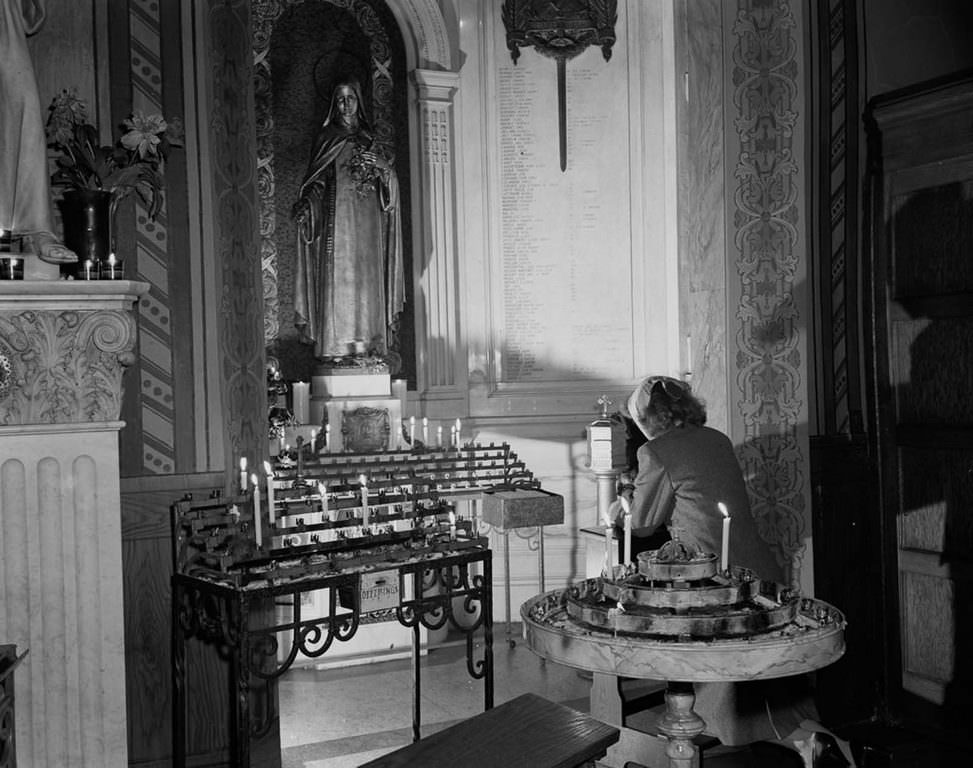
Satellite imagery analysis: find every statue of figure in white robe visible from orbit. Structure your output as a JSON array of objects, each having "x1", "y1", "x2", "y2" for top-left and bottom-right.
[
  {"x1": 292, "y1": 78, "x2": 404, "y2": 364},
  {"x1": 0, "y1": 0, "x2": 76, "y2": 264}
]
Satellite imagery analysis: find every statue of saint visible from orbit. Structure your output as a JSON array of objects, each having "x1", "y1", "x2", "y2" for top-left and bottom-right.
[
  {"x1": 293, "y1": 78, "x2": 404, "y2": 364},
  {"x1": 0, "y1": 0, "x2": 76, "y2": 263}
]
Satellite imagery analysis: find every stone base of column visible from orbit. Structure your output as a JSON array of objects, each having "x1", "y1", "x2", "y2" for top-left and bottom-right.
[{"x1": 0, "y1": 423, "x2": 129, "y2": 767}]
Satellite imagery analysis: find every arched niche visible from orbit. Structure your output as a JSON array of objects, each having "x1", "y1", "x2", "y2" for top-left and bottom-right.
[{"x1": 257, "y1": 0, "x2": 460, "y2": 397}]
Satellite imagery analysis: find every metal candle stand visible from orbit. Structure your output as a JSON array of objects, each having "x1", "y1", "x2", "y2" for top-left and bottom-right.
[{"x1": 171, "y1": 441, "x2": 561, "y2": 768}]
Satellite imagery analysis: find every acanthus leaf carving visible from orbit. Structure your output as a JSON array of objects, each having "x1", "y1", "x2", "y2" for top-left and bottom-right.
[{"x1": 0, "y1": 308, "x2": 138, "y2": 425}]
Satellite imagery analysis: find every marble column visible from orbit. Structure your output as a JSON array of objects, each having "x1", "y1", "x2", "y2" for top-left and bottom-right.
[
  {"x1": 0, "y1": 280, "x2": 146, "y2": 767},
  {"x1": 412, "y1": 68, "x2": 461, "y2": 391}
]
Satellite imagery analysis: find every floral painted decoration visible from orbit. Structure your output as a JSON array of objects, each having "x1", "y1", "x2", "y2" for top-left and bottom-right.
[{"x1": 45, "y1": 88, "x2": 184, "y2": 219}]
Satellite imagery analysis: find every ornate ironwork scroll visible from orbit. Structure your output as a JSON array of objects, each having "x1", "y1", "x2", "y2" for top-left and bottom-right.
[{"x1": 501, "y1": 0, "x2": 618, "y2": 170}]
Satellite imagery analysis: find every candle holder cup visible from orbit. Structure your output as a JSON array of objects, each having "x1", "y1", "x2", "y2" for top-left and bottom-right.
[{"x1": 0, "y1": 256, "x2": 24, "y2": 280}]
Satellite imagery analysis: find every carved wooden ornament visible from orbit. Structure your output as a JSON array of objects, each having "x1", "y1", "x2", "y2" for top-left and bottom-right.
[{"x1": 501, "y1": 0, "x2": 618, "y2": 171}]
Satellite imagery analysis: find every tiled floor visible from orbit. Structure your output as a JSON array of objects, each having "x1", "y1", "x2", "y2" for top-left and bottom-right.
[{"x1": 276, "y1": 625, "x2": 806, "y2": 768}]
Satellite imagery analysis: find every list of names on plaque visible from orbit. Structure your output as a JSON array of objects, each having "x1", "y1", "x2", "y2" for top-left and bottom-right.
[{"x1": 497, "y1": 45, "x2": 635, "y2": 383}]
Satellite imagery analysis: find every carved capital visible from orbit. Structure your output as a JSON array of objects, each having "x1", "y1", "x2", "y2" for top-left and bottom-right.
[{"x1": 0, "y1": 282, "x2": 146, "y2": 424}]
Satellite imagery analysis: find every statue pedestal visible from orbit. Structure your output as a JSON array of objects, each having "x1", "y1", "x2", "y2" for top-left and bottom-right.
[
  {"x1": 310, "y1": 364, "x2": 405, "y2": 451},
  {"x1": 0, "y1": 279, "x2": 146, "y2": 768}
]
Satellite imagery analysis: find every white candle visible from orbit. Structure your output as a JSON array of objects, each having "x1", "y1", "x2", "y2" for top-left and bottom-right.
[
  {"x1": 239, "y1": 457, "x2": 248, "y2": 494},
  {"x1": 359, "y1": 474, "x2": 369, "y2": 528},
  {"x1": 292, "y1": 381, "x2": 310, "y2": 424},
  {"x1": 392, "y1": 378, "x2": 407, "y2": 412},
  {"x1": 263, "y1": 461, "x2": 276, "y2": 524},
  {"x1": 318, "y1": 480, "x2": 330, "y2": 520},
  {"x1": 251, "y1": 472, "x2": 262, "y2": 548},
  {"x1": 437, "y1": 424, "x2": 443, "y2": 448},
  {"x1": 84, "y1": 259, "x2": 92, "y2": 280},
  {"x1": 620, "y1": 495, "x2": 632, "y2": 565},
  {"x1": 604, "y1": 524, "x2": 613, "y2": 577},
  {"x1": 310, "y1": 428, "x2": 317, "y2": 452},
  {"x1": 718, "y1": 502, "x2": 730, "y2": 572},
  {"x1": 422, "y1": 417, "x2": 428, "y2": 445},
  {"x1": 455, "y1": 418, "x2": 462, "y2": 445},
  {"x1": 409, "y1": 416, "x2": 415, "y2": 445},
  {"x1": 450, "y1": 426, "x2": 457, "y2": 449},
  {"x1": 449, "y1": 510, "x2": 456, "y2": 540},
  {"x1": 324, "y1": 424, "x2": 330, "y2": 452}
]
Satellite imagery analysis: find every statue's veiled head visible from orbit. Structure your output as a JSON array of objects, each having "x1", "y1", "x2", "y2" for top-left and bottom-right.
[{"x1": 326, "y1": 79, "x2": 367, "y2": 131}]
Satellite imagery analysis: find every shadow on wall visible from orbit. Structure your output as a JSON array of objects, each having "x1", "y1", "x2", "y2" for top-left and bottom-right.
[
  {"x1": 888, "y1": 180, "x2": 973, "y2": 728},
  {"x1": 731, "y1": 277, "x2": 813, "y2": 591}
]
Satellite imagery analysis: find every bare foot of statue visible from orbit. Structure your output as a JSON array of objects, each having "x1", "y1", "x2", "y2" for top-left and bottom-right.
[{"x1": 29, "y1": 231, "x2": 78, "y2": 264}]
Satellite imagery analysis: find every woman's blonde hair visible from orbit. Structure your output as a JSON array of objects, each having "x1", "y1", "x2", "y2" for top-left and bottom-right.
[{"x1": 633, "y1": 376, "x2": 706, "y2": 438}]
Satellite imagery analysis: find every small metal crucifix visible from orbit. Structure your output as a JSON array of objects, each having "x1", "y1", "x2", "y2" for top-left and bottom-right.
[{"x1": 501, "y1": 0, "x2": 618, "y2": 171}]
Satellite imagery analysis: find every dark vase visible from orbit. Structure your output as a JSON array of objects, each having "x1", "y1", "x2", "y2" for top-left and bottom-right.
[{"x1": 58, "y1": 189, "x2": 114, "y2": 277}]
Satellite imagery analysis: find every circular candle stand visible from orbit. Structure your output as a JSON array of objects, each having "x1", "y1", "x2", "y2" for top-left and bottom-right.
[{"x1": 521, "y1": 544, "x2": 846, "y2": 768}]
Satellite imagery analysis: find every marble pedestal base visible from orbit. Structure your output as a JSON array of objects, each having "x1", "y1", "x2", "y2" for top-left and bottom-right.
[{"x1": 0, "y1": 423, "x2": 128, "y2": 767}]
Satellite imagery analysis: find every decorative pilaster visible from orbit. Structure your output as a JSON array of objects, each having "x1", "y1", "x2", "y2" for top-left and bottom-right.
[
  {"x1": 0, "y1": 280, "x2": 146, "y2": 768},
  {"x1": 413, "y1": 69, "x2": 461, "y2": 392},
  {"x1": 726, "y1": 0, "x2": 812, "y2": 590}
]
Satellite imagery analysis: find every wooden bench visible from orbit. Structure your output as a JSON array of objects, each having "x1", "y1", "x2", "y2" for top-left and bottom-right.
[{"x1": 360, "y1": 692, "x2": 620, "y2": 768}]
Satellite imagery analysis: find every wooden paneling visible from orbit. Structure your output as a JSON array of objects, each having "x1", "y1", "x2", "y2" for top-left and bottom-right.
[
  {"x1": 122, "y1": 472, "x2": 224, "y2": 765},
  {"x1": 867, "y1": 73, "x2": 973, "y2": 744},
  {"x1": 810, "y1": 435, "x2": 882, "y2": 727}
]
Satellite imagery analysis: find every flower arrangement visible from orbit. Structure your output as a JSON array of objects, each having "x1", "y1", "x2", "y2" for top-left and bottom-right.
[
  {"x1": 45, "y1": 88, "x2": 183, "y2": 219},
  {"x1": 345, "y1": 136, "x2": 389, "y2": 198}
]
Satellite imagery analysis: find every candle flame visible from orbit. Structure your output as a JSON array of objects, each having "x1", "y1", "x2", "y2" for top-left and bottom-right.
[
  {"x1": 250, "y1": 472, "x2": 258, "y2": 486},
  {"x1": 263, "y1": 460, "x2": 272, "y2": 476},
  {"x1": 359, "y1": 474, "x2": 367, "y2": 486},
  {"x1": 239, "y1": 457, "x2": 247, "y2": 471},
  {"x1": 317, "y1": 480, "x2": 327, "y2": 494},
  {"x1": 718, "y1": 502, "x2": 729, "y2": 518}
]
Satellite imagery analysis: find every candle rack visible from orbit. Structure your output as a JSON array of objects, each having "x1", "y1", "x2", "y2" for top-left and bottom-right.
[{"x1": 171, "y1": 441, "x2": 562, "y2": 768}]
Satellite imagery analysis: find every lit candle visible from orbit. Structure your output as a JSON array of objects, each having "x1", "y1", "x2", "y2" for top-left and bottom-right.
[
  {"x1": 107, "y1": 252, "x2": 117, "y2": 279},
  {"x1": 422, "y1": 417, "x2": 428, "y2": 446},
  {"x1": 251, "y1": 472, "x2": 262, "y2": 548},
  {"x1": 448, "y1": 510, "x2": 456, "y2": 540},
  {"x1": 620, "y1": 495, "x2": 632, "y2": 565},
  {"x1": 317, "y1": 480, "x2": 330, "y2": 520},
  {"x1": 450, "y1": 426, "x2": 457, "y2": 449},
  {"x1": 718, "y1": 502, "x2": 731, "y2": 572},
  {"x1": 84, "y1": 259, "x2": 93, "y2": 280},
  {"x1": 239, "y1": 457, "x2": 248, "y2": 494},
  {"x1": 409, "y1": 416, "x2": 415, "y2": 445},
  {"x1": 604, "y1": 522, "x2": 613, "y2": 577},
  {"x1": 455, "y1": 418, "x2": 462, "y2": 446},
  {"x1": 310, "y1": 428, "x2": 317, "y2": 453},
  {"x1": 359, "y1": 474, "x2": 370, "y2": 528},
  {"x1": 324, "y1": 424, "x2": 331, "y2": 452},
  {"x1": 263, "y1": 461, "x2": 276, "y2": 524},
  {"x1": 437, "y1": 424, "x2": 443, "y2": 448}
]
